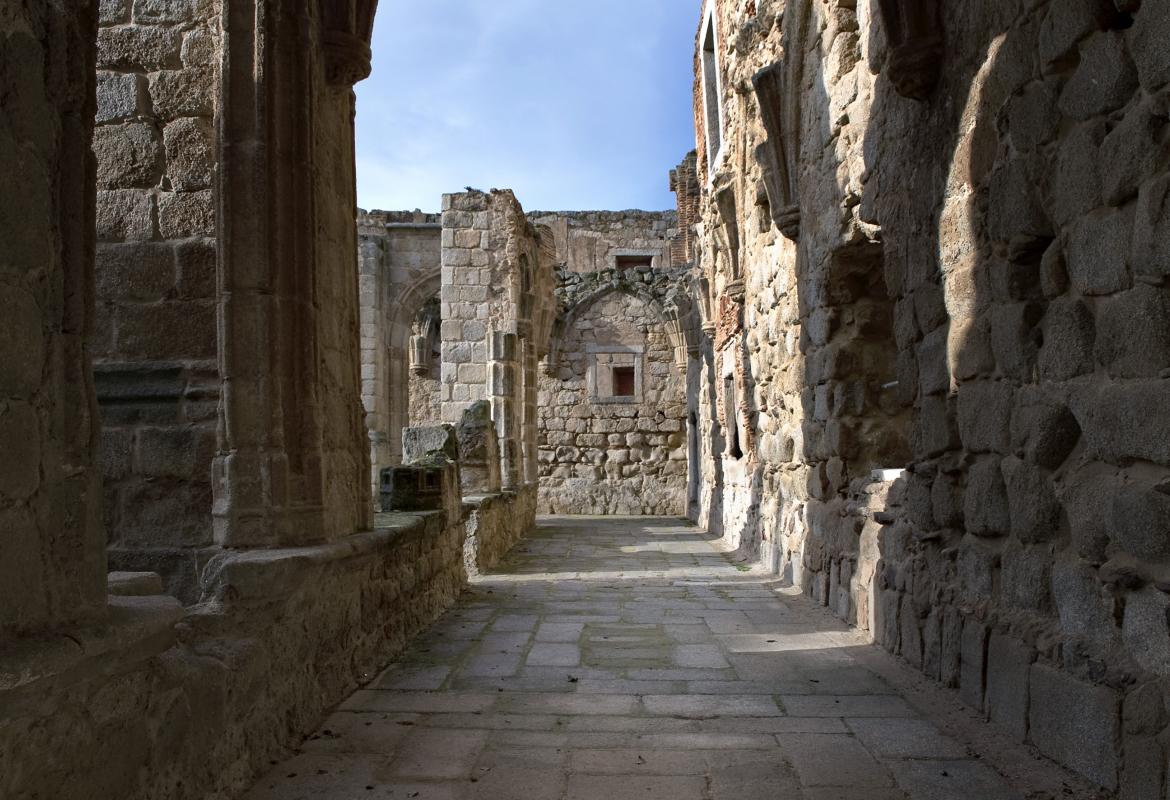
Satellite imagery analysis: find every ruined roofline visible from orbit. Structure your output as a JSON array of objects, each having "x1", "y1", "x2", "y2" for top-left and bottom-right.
[{"x1": 527, "y1": 208, "x2": 679, "y2": 219}]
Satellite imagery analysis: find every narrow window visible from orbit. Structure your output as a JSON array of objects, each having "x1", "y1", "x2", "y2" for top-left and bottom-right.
[
  {"x1": 612, "y1": 366, "x2": 636, "y2": 398},
  {"x1": 724, "y1": 374, "x2": 743, "y2": 460},
  {"x1": 615, "y1": 255, "x2": 653, "y2": 270},
  {"x1": 701, "y1": 12, "x2": 723, "y2": 174}
]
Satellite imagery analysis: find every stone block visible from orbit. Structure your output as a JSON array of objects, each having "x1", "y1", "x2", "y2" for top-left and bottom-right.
[
  {"x1": 96, "y1": 189, "x2": 155, "y2": 241},
  {"x1": 1128, "y1": 0, "x2": 1170, "y2": 90},
  {"x1": 1000, "y1": 543, "x2": 1053, "y2": 612},
  {"x1": 1058, "y1": 32, "x2": 1139, "y2": 120},
  {"x1": 1049, "y1": 120, "x2": 1105, "y2": 227},
  {"x1": 1052, "y1": 555, "x2": 1117, "y2": 645},
  {"x1": 960, "y1": 618, "x2": 989, "y2": 711},
  {"x1": 132, "y1": 0, "x2": 194, "y2": 24},
  {"x1": 1122, "y1": 587, "x2": 1170, "y2": 674},
  {"x1": 1132, "y1": 174, "x2": 1170, "y2": 282},
  {"x1": 0, "y1": 402, "x2": 41, "y2": 500},
  {"x1": 1095, "y1": 284, "x2": 1170, "y2": 379},
  {"x1": 175, "y1": 237, "x2": 216, "y2": 299},
  {"x1": 964, "y1": 458, "x2": 1010, "y2": 537},
  {"x1": 958, "y1": 537, "x2": 996, "y2": 606},
  {"x1": 100, "y1": 0, "x2": 131, "y2": 24},
  {"x1": 989, "y1": 302, "x2": 1041, "y2": 381},
  {"x1": 97, "y1": 25, "x2": 181, "y2": 71},
  {"x1": 1120, "y1": 734, "x2": 1166, "y2": 800},
  {"x1": 115, "y1": 301, "x2": 216, "y2": 360},
  {"x1": 1038, "y1": 0, "x2": 1103, "y2": 68},
  {"x1": 1084, "y1": 381, "x2": 1170, "y2": 466},
  {"x1": 1028, "y1": 665, "x2": 1120, "y2": 790},
  {"x1": 148, "y1": 67, "x2": 215, "y2": 120},
  {"x1": 1004, "y1": 77, "x2": 1060, "y2": 152},
  {"x1": 163, "y1": 117, "x2": 213, "y2": 191},
  {"x1": 181, "y1": 28, "x2": 216, "y2": 66},
  {"x1": 957, "y1": 380, "x2": 1013, "y2": 454},
  {"x1": 94, "y1": 122, "x2": 164, "y2": 189},
  {"x1": 1001, "y1": 456, "x2": 1061, "y2": 543},
  {"x1": 136, "y1": 425, "x2": 212, "y2": 479},
  {"x1": 1010, "y1": 390, "x2": 1080, "y2": 469},
  {"x1": 1067, "y1": 206, "x2": 1134, "y2": 296},
  {"x1": 1059, "y1": 465, "x2": 1116, "y2": 562},
  {"x1": 1039, "y1": 297, "x2": 1095, "y2": 381},
  {"x1": 1101, "y1": 100, "x2": 1170, "y2": 206},
  {"x1": 985, "y1": 633, "x2": 1034, "y2": 741},
  {"x1": 96, "y1": 72, "x2": 143, "y2": 123},
  {"x1": 0, "y1": 286, "x2": 44, "y2": 399},
  {"x1": 157, "y1": 190, "x2": 213, "y2": 238},
  {"x1": 95, "y1": 242, "x2": 176, "y2": 302},
  {"x1": 402, "y1": 425, "x2": 459, "y2": 465},
  {"x1": 987, "y1": 156, "x2": 1052, "y2": 244}
]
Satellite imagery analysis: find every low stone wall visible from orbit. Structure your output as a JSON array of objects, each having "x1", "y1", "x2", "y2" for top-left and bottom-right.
[
  {"x1": 462, "y1": 485, "x2": 538, "y2": 576},
  {"x1": 1, "y1": 511, "x2": 469, "y2": 800}
]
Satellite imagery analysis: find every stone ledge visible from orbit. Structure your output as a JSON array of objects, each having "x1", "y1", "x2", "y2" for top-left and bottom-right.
[
  {"x1": 199, "y1": 511, "x2": 447, "y2": 604},
  {"x1": 0, "y1": 595, "x2": 183, "y2": 695}
]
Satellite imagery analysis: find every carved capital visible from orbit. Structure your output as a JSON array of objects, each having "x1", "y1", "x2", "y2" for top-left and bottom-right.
[
  {"x1": 775, "y1": 205, "x2": 801, "y2": 241},
  {"x1": 323, "y1": 29, "x2": 372, "y2": 86}
]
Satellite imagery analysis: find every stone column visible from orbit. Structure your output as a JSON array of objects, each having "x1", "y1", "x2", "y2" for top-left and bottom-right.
[
  {"x1": 0, "y1": 1, "x2": 107, "y2": 634},
  {"x1": 213, "y1": 0, "x2": 373, "y2": 546},
  {"x1": 522, "y1": 337, "x2": 539, "y2": 485},
  {"x1": 489, "y1": 331, "x2": 522, "y2": 490}
]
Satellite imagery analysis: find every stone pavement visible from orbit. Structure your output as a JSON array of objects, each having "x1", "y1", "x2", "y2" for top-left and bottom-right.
[{"x1": 242, "y1": 517, "x2": 1038, "y2": 800}]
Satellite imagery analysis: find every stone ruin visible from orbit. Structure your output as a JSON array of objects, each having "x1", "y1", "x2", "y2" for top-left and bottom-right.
[{"x1": 2, "y1": 0, "x2": 1169, "y2": 797}]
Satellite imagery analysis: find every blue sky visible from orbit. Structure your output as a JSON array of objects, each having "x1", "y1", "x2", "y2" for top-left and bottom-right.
[{"x1": 354, "y1": 1, "x2": 698, "y2": 213}]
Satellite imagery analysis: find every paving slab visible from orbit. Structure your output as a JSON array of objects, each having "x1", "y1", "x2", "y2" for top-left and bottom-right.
[{"x1": 242, "y1": 517, "x2": 1075, "y2": 800}]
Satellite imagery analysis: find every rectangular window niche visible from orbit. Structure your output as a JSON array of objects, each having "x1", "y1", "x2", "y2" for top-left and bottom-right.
[{"x1": 587, "y1": 344, "x2": 644, "y2": 404}]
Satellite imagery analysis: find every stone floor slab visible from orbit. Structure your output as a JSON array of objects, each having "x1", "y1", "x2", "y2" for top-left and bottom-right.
[{"x1": 242, "y1": 517, "x2": 1078, "y2": 800}]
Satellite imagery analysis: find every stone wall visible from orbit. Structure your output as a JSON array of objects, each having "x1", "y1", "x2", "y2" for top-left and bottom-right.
[
  {"x1": 0, "y1": 511, "x2": 467, "y2": 800},
  {"x1": 357, "y1": 211, "x2": 442, "y2": 489},
  {"x1": 0, "y1": 1, "x2": 106, "y2": 634},
  {"x1": 93, "y1": 0, "x2": 220, "y2": 586},
  {"x1": 529, "y1": 209, "x2": 680, "y2": 273},
  {"x1": 463, "y1": 485, "x2": 539, "y2": 576},
  {"x1": 688, "y1": 0, "x2": 1170, "y2": 792},
  {"x1": 538, "y1": 290, "x2": 687, "y2": 515}
]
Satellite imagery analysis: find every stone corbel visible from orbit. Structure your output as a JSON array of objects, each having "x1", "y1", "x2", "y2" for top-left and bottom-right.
[
  {"x1": 712, "y1": 178, "x2": 741, "y2": 280},
  {"x1": 752, "y1": 63, "x2": 801, "y2": 241},
  {"x1": 876, "y1": 0, "x2": 943, "y2": 101},
  {"x1": 319, "y1": 0, "x2": 378, "y2": 86}
]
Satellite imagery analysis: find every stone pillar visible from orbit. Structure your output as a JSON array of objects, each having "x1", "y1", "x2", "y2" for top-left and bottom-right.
[
  {"x1": 489, "y1": 331, "x2": 522, "y2": 490},
  {"x1": 213, "y1": 0, "x2": 373, "y2": 547},
  {"x1": 0, "y1": 1, "x2": 107, "y2": 634},
  {"x1": 457, "y1": 401, "x2": 501, "y2": 495},
  {"x1": 522, "y1": 338, "x2": 539, "y2": 485}
]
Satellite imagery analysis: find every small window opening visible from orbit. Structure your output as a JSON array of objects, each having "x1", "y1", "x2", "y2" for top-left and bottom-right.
[
  {"x1": 615, "y1": 255, "x2": 653, "y2": 270},
  {"x1": 612, "y1": 366, "x2": 636, "y2": 398},
  {"x1": 701, "y1": 12, "x2": 723, "y2": 173},
  {"x1": 724, "y1": 374, "x2": 743, "y2": 460}
]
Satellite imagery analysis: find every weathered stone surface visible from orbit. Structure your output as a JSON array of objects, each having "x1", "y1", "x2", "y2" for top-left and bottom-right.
[
  {"x1": 1084, "y1": 382, "x2": 1170, "y2": 466},
  {"x1": 1028, "y1": 665, "x2": 1120, "y2": 790},
  {"x1": 1123, "y1": 588, "x2": 1170, "y2": 674},
  {"x1": 93, "y1": 122, "x2": 163, "y2": 189},
  {"x1": 1132, "y1": 174, "x2": 1170, "y2": 281},
  {"x1": 1058, "y1": 32, "x2": 1138, "y2": 120},
  {"x1": 1067, "y1": 207, "x2": 1134, "y2": 296},
  {"x1": 1095, "y1": 284, "x2": 1170, "y2": 378},
  {"x1": 95, "y1": 189, "x2": 155, "y2": 241},
  {"x1": 965, "y1": 458, "x2": 1010, "y2": 537},
  {"x1": 1039, "y1": 297, "x2": 1096, "y2": 381},
  {"x1": 1002, "y1": 456, "x2": 1061, "y2": 543},
  {"x1": 986, "y1": 634, "x2": 1034, "y2": 741},
  {"x1": 1107, "y1": 485, "x2": 1170, "y2": 561},
  {"x1": 1128, "y1": 0, "x2": 1170, "y2": 90},
  {"x1": 402, "y1": 424, "x2": 459, "y2": 464},
  {"x1": 1010, "y1": 391, "x2": 1080, "y2": 469},
  {"x1": 97, "y1": 24, "x2": 180, "y2": 71},
  {"x1": 163, "y1": 117, "x2": 213, "y2": 191},
  {"x1": 96, "y1": 71, "x2": 143, "y2": 123},
  {"x1": 957, "y1": 381, "x2": 1013, "y2": 454}
]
